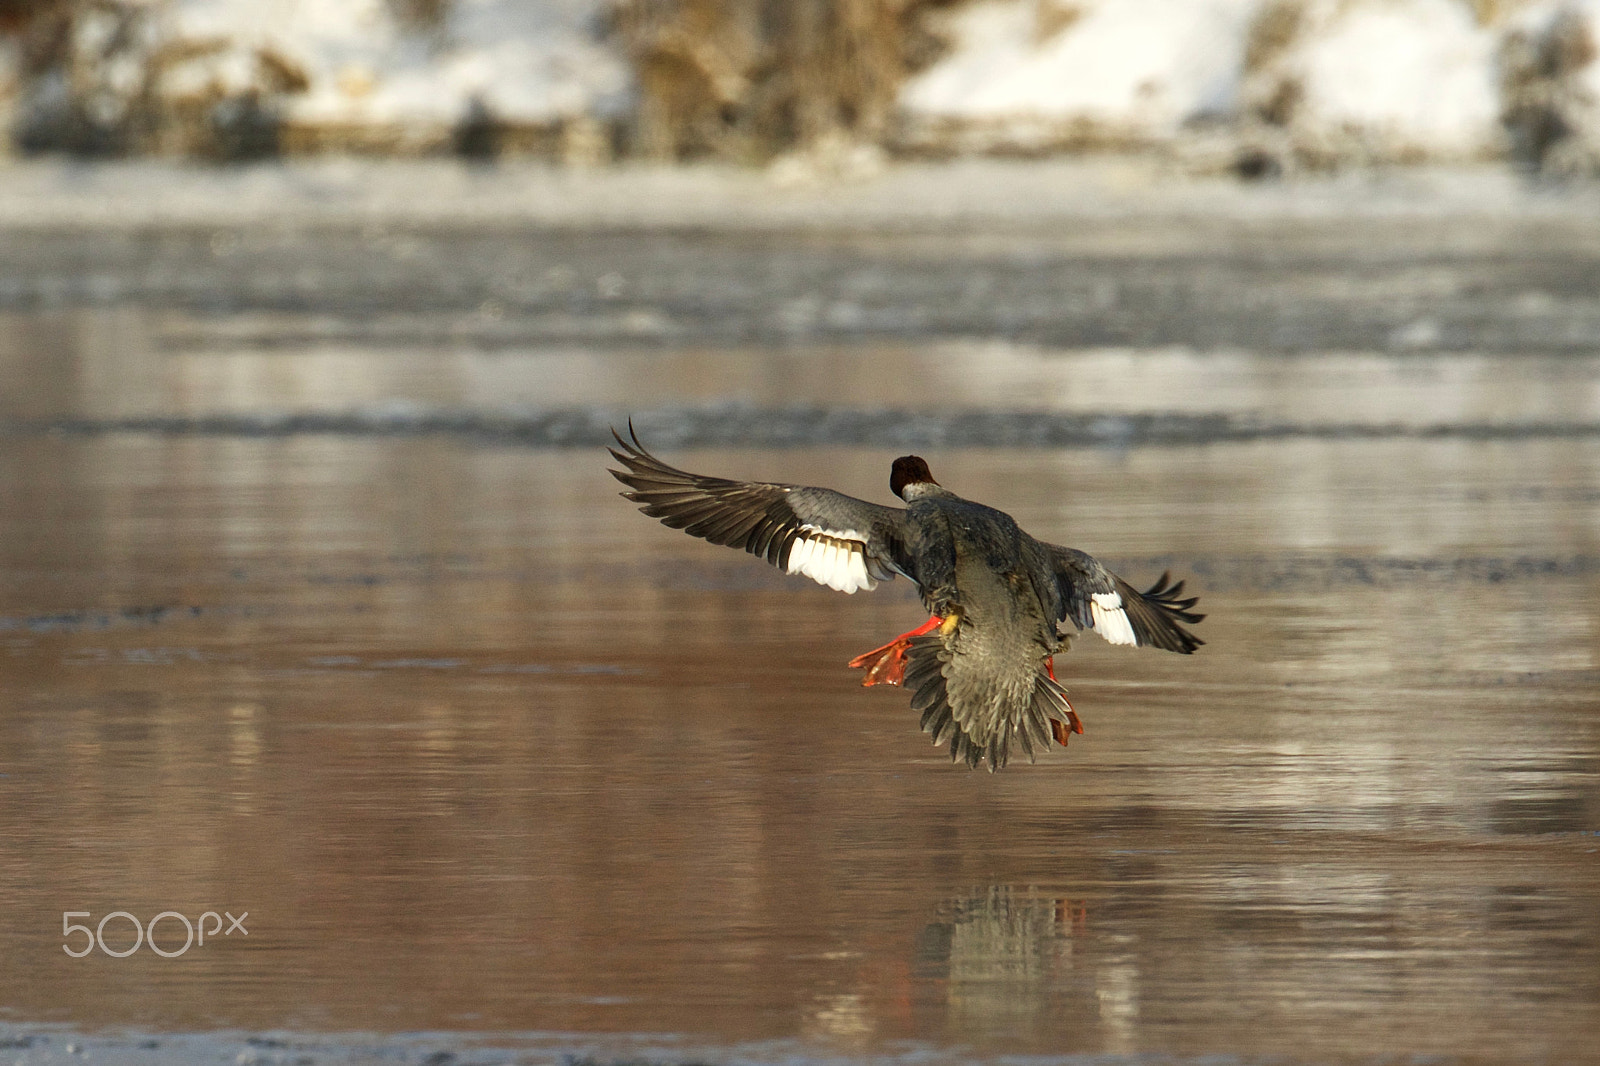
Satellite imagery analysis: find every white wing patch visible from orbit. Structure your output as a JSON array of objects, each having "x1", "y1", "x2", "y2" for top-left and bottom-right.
[
  {"x1": 786, "y1": 525, "x2": 877, "y2": 594},
  {"x1": 1090, "y1": 591, "x2": 1138, "y2": 646}
]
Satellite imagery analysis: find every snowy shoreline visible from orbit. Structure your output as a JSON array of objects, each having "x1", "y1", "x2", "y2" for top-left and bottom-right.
[{"x1": 4, "y1": 1, "x2": 1600, "y2": 175}]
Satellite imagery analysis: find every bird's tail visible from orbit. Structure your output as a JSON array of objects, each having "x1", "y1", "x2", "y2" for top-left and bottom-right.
[{"x1": 902, "y1": 633, "x2": 1076, "y2": 772}]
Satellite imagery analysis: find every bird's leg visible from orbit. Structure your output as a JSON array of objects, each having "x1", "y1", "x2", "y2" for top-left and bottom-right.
[
  {"x1": 848, "y1": 615, "x2": 943, "y2": 687},
  {"x1": 1044, "y1": 656, "x2": 1085, "y2": 744}
]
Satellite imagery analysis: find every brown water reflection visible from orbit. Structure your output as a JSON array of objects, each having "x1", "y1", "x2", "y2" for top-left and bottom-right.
[{"x1": 1, "y1": 426, "x2": 1597, "y2": 1061}]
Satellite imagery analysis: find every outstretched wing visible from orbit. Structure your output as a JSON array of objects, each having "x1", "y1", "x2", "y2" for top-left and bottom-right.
[
  {"x1": 1048, "y1": 546, "x2": 1205, "y2": 653},
  {"x1": 607, "y1": 424, "x2": 912, "y2": 594}
]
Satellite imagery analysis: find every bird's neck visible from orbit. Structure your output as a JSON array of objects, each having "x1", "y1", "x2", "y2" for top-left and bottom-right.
[{"x1": 900, "y1": 482, "x2": 950, "y2": 502}]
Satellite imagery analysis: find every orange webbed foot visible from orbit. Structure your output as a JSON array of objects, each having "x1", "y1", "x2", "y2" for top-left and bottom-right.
[
  {"x1": 1049, "y1": 711, "x2": 1085, "y2": 747},
  {"x1": 1044, "y1": 656, "x2": 1083, "y2": 745},
  {"x1": 848, "y1": 615, "x2": 942, "y2": 688}
]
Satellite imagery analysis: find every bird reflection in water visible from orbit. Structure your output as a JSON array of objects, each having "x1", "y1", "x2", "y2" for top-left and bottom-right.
[{"x1": 913, "y1": 887, "x2": 1126, "y2": 1043}]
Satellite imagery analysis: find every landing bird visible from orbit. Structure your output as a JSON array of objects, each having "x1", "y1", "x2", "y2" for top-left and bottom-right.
[{"x1": 607, "y1": 425, "x2": 1203, "y2": 771}]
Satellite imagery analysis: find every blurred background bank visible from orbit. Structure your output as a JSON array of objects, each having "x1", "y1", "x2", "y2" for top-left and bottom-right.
[{"x1": 0, "y1": 0, "x2": 1598, "y2": 177}]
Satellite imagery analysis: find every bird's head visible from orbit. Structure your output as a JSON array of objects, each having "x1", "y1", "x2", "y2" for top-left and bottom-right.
[{"x1": 890, "y1": 455, "x2": 939, "y2": 501}]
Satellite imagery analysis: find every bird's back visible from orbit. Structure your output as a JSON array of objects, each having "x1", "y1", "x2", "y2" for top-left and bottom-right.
[{"x1": 901, "y1": 493, "x2": 1073, "y2": 769}]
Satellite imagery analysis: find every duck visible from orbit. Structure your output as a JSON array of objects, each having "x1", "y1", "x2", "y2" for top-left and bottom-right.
[{"x1": 607, "y1": 424, "x2": 1203, "y2": 771}]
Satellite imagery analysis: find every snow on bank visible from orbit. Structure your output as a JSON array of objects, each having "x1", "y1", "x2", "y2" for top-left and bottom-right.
[
  {"x1": 6, "y1": 0, "x2": 629, "y2": 157},
  {"x1": 169, "y1": 0, "x2": 632, "y2": 128},
  {"x1": 1245, "y1": 0, "x2": 1502, "y2": 163},
  {"x1": 899, "y1": 0, "x2": 1600, "y2": 172},
  {"x1": 899, "y1": 0, "x2": 1262, "y2": 151},
  {"x1": 5, "y1": 0, "x2": 1600, "y2": 170}
]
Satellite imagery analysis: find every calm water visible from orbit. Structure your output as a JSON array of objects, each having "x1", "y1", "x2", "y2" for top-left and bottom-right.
[{"x1": 1, "y1": 306, "x2": 1597, "y2": 1064}]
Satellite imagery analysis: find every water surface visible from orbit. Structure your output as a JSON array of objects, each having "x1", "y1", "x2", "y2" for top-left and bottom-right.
[{"x1": 1, "y1": 307, "x2": 1597, "y2": 1064}]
